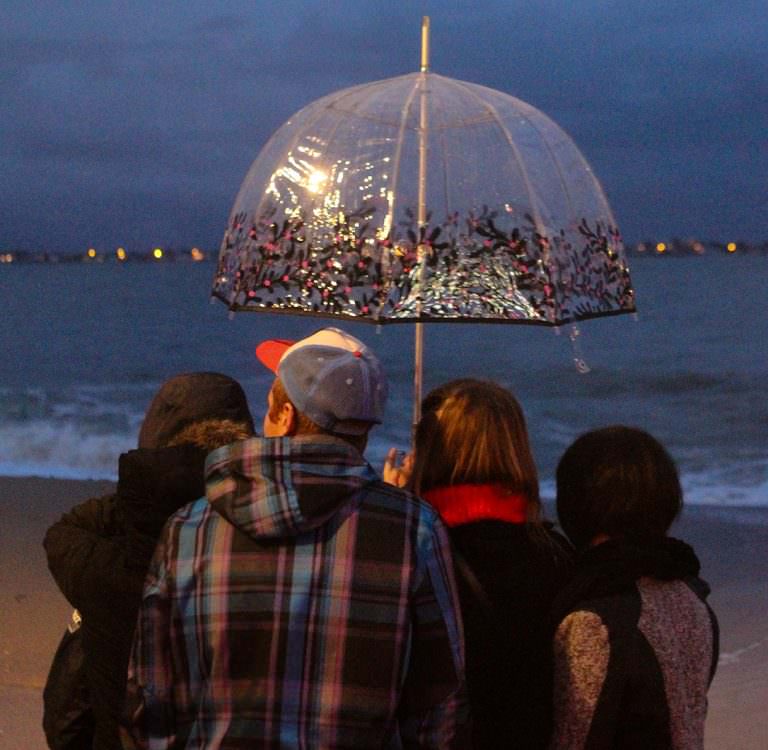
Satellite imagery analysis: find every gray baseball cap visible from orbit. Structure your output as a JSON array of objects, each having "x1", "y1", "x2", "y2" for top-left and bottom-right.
[{"x1": 255, "y1": 327, "x2": 388, "y2": 435}]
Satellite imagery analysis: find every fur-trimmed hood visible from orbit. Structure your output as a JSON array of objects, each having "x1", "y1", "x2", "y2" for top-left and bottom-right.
[
  {"x1": 118, "y1": 418, "x2": 253, "y2": 540},
  {"x1": 138, "y1": 372, "x2": 254, "y2": 449}
]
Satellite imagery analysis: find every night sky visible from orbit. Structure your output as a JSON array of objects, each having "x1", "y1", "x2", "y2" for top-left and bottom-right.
[{"x1": 2, "y1": 0, "x2": 766, "y2": 253}]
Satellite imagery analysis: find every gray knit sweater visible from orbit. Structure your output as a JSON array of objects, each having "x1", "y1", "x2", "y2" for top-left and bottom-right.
[{"x1": 549, "y1": 539, "x2": 718, "y2": 749}]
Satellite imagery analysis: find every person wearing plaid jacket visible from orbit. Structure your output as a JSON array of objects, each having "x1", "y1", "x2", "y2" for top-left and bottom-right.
[{"x1": 123, "y1": 328, "x2": 469, "y2": 749}]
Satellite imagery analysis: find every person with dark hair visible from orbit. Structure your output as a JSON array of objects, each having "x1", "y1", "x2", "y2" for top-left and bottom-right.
[
  {"x1": 123, "y1": 328, "x2": 469, "y2": 749},
  {"x1": 550, "y1": 426, "x2": 719, "y2": 749},
  {"x1": 385, "y1": 378, "x2": 574, "y2": 749},
  {"x1": 44, "y1": 373, "x2": 255, "y2": 750}
]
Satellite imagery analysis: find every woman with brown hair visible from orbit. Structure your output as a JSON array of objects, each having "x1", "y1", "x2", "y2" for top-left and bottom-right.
[{"x1": 385, "y1": 379, "x2": 573, "y2": 749}]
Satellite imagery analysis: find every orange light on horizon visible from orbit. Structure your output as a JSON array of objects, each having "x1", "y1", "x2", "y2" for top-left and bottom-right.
[
  {"x1": 727, "y1": 242, "x2": 737, "y2": 253},
  {"x1": 116, "y1": 247, "x2": 127, "y2": 261},
  {"x1": 153, "y1": 248, "x2": 163, "y2": 259},
  {"x1": 87, "y1": 248, "x2": 97, "y2": 258},
  {"x1": 656, "y1": 242, "x2": 667, "y2": 253},
  {"x1": 190, "y1": 247, "x2": 205, "y2": 262}
]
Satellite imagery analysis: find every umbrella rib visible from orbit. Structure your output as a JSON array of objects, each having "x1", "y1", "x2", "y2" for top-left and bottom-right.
[
  {"x1": 447, "y1": 78, "x2": 546, "y2": 233},
  {"x1": 508, "y1": 103, "x2": 621, "y2": 240},
  {"x1": 269, "y1": 78, "x2": 399, "y2": 197},
  {"x1": 386, "y1": 75, "x2": 422, "y2": 246},
  {"x1": 244, "y1": 101, "x2": 339, "y2": 225},
  {"x1": 505, "y1": 104, "x2": 579, "y2": 230},
  {"x1": 437, "y1": 105, "x2": 451, "y2": 225}
]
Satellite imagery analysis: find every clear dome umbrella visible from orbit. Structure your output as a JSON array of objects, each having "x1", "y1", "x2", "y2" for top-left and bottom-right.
[{"x1": 212, "y1": 18, "x2": 635, "y2": 421}]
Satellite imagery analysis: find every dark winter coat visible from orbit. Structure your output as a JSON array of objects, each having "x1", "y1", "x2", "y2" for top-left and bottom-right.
[
  {"x1": 449, "y1": 520, "x2": 574, "y2": 749},
  {"x1": 44, "y1": 444, "x2": 208, "y2": 750},
  {"x1": 42, "y1": 372, "x2": 254, "y2": 750}
]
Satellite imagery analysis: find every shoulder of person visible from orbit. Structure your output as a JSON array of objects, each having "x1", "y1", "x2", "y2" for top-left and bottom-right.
[{"x1": 365, "y1": 479, "x2": 444, "y2": 517}]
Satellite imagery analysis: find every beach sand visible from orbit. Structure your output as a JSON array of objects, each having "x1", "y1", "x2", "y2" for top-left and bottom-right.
[{"x1": 1, "y1": 476, "x2": 766, "y2": 749}]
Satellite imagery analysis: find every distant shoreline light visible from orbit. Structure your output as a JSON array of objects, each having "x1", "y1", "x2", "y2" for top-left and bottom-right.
[
  {"x1": 0, "y1": 239, "x2": 766, "y2": 264},
  {"x1": 0, "y1": 247, "x2": 213, "y2": 264}
]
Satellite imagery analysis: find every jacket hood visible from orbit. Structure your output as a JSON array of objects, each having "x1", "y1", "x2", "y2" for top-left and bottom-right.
[
  {"x1": 118, "y1": 417, "x2": 254, "y2": 540},
  {"x1": 205, "y1": 435, "x2": 379, "y2": 541},
  {"x1": 138, "y1": 372, "x2": 254, "y2": 449}
]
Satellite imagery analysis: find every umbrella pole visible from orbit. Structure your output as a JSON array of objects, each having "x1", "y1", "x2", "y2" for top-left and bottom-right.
[{"x1": 413, "y1": 15, "x2": 430, "y2": 430}]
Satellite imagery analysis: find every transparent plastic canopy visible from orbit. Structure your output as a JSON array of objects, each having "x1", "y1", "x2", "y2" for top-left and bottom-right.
[{"x1": 212, "y1": 72, "x2": 635, "y2": 324}]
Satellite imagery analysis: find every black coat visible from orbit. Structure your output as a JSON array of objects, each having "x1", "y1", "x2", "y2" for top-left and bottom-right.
[
  {"x1": 449, "y1": 521, "x2": 574, "y2": 750},
  {"x1": 44, "y1": 444, "x2": 207, "y2": 750}
]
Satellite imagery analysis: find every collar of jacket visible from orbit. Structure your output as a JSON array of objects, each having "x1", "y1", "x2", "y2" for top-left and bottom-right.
[
  {"x1": 550, "y1": 536, "x2": 706, "y2": 627},
  {"x1": 204, "y1": 435, "x2": 380, "y2": 541},
  {"x1": 422, "y1": 484, "x2": 528, "y2": 527}
]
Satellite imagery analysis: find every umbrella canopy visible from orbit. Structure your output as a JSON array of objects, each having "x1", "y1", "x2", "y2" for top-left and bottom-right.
[{"x1": 212, "y1": 71, "x2": 635, "y2": 326}]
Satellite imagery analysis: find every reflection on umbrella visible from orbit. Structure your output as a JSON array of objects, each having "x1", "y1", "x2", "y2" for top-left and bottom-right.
[{"x1": 212, "y1": 17, "x2": 635, "y2": 420}]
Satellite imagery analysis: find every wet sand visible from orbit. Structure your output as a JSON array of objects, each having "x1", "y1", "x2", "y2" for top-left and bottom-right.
[{"x1": 1, "y1": 476, "x2": 766, "y2": 749}]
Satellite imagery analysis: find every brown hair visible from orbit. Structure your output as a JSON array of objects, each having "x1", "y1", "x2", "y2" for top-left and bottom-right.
[
  {"x1": 269, "y1": 378, "x2": 369, "y2": 453},
  {"x1": 409, "y1": 379, "x2": 542, "y2": 522}
]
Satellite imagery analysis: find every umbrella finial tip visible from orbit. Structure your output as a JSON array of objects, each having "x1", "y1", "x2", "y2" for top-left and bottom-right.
[{"x1": 420, "y1": 16, "x2": 430, "y2": 73}]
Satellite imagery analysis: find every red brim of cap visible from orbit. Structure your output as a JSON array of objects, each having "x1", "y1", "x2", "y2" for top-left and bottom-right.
[{"x1": 255, "y1": 339, "x2": 294, "y2": 373}]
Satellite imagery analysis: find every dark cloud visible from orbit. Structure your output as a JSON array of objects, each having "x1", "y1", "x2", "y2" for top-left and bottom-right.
[{"x1": 1, "y1": 0, "x2": 765, "y2": 252}]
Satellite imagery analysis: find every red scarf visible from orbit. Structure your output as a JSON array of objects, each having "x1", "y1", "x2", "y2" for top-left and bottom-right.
[{"x1": 422, "y1": 483, "x2": 528, "y2": 527}]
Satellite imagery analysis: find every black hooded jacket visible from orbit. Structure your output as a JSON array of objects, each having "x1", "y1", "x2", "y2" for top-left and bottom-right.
[
  {"x1": 44, "y1": 446, "x2": 208, "y2": 749},
  {"x1": 43, "y1": 373, "x2": 253, "y2": 750}
]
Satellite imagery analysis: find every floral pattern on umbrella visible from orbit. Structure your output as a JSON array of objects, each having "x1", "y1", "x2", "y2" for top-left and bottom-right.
[{"x1": 212, "y1": 201, "x2": 634, "y2": 325}]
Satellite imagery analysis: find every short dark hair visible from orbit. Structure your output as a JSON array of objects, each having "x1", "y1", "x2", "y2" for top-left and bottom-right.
[
  {"x1": 556, "y1": 426, "x2": 683, "y2": 549},
  {"x1": 269, "y1": 378, "x2": 369, "y2": 453}
]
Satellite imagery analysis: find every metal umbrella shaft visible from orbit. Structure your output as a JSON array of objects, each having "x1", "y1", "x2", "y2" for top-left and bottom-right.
[{"x1": 413, "y1": 15, "x2": 430, "y2": 429}]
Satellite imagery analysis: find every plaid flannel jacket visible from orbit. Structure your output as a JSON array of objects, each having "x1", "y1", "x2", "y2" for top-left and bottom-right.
[{"x1": 124, "y1": 435, "x2": 468, "y2": 749}]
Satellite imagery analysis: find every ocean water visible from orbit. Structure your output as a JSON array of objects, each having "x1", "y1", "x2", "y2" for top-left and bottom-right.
[{"x1": 1, "y1": 255, "x2": 766, "y2": 510}]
